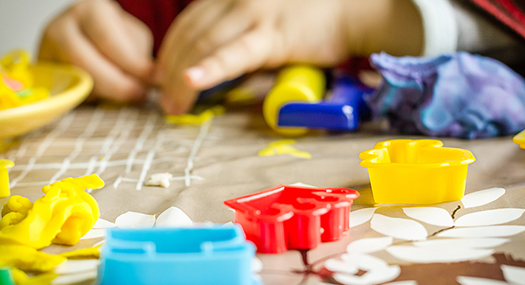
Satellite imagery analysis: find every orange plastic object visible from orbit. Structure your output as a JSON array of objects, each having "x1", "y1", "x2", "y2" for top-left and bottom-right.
[
  {"x1": 0, "y1": 159, "x2": 14, "y2": 198},
  {"x1": 0, "y1": 174, "x2": 104, "y2": 249},
  {"x1": 359, "y1": 139, "x2": 476, "y2": 204},
  {"x1": 224, "y1": 185, "x2": 359, "y2": 254},
  {"x1": 514, "y1": 129, "x2": 525, "y2": 149}
]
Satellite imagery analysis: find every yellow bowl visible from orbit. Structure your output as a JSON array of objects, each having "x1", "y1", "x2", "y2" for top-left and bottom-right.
[
  {"x1": 359, "y1": 139, "x2": 476, "y2": 204},
  {"x1": 0, "y1": 62, "x2": 93, "y2": 139},
  {"x1": 514, "y1": 130, "x2": 525, "y2": 149}
]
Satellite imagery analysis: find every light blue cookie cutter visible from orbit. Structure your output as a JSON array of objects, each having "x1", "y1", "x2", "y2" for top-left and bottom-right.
[{"x1": 98, "y1": 225, "x2": 259, "y2": 285}]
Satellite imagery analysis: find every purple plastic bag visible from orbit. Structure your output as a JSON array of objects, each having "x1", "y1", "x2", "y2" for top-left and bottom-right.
[{"x1": 368, "y1": 52, "x2": 525, "y2": 139}]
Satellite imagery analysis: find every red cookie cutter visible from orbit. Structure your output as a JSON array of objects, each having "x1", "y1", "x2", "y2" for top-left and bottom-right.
[{"x1": 224, "y1": 185, "x2": 359, "y2": 254}]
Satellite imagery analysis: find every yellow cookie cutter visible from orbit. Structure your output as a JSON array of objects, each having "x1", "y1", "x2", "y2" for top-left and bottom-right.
[
  {"x1": 359, "y1": 139, "x2": 476, "y2": 204},
  {"x1": 514, "y1": 129, "x2": 525, "y2": 149}
]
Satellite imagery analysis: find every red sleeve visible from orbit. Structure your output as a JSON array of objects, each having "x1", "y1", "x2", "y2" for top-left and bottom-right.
[
  {"x1": 115, "y1": 0, "x2": 194, "y2": 55},
  {"x1": 462, "y1": 0, "x2": 525, "y2": 42}
]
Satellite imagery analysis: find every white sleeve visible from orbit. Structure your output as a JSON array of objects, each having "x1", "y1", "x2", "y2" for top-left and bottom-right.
[{"x1": 410, "y1": 0, "x2": 458, "y2": 56}]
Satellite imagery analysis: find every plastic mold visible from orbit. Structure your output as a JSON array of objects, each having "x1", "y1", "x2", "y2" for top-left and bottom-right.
[
  {"x1": 278, "y1": 76, "x2": 372, "y2": 131},
  {"x1": 224, "y1": 185, "x2": 359, "y2": 254},
  {"x1": 514, "y1": 129, "x2": 525, "y2": 149},
  {"x1": 98, "y1": 225, "x2": 258, "y2": 285},
  {"x1": 359, "y1": 139, "x2": 476, "y2": 204}
]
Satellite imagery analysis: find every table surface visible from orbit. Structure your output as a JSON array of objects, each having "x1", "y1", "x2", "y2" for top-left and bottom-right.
[{"x1": 1, "y1": 103, "x2": 524, "y2": 285}]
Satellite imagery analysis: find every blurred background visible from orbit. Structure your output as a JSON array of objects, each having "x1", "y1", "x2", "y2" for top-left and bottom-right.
[{"x1": 0, "y1": 0, "x2": 76, "y2": 55}]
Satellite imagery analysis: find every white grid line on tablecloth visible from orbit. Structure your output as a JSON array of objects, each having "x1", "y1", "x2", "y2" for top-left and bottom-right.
[
  {"x1": 95, "y1": 109, "x2": 138, "y2": 175},
  {"x1": 136, "y1": 130, "x2": 165, "y2": 190},
  {"x1": 10, "y1": 112, "x2": 76, "y2": 188},
  {"x1": 114, "y1": 112, "x2": 158, "y2": 189},
  {"x1": 49, "y1": 108, "x2": 105, "y2": 183},
  {"x1": 4, "y1": 106, "x2": 213, "y2": 191},
  {"x1": 183, "y1": 119, "x2": 212, "y2": 187}
]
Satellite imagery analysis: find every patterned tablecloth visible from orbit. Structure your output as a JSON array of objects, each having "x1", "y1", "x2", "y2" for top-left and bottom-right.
[{"x1": 1, "y1": 103, "x2": 524, "y2": 285}]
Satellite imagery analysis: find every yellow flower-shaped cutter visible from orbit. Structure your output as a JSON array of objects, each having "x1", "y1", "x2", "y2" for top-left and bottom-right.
[{"x1": 359, "y1": 139, "x2": 475, "y2": 204}]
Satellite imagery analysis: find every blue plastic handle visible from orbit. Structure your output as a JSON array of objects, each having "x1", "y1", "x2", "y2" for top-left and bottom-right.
[{"x1": 277, "y1": 76, "x2": 373, "y2": 130}]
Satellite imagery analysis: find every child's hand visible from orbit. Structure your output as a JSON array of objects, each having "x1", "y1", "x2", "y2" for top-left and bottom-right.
[
  {"x1": 155, "y1": 0, "x2": 423, "y2": 115},
  {"x1": 38, "y1": 0, "x2": 154, "y2": 102}
]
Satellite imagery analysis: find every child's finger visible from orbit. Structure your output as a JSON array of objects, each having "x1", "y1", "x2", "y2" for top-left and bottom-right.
[
  {"x1": 184, "y1": 28, "x2": 276, "y2": 90},
  {"x1": 190, "y1": 6, "x2": 255, "y2": 59},
  {"x1": 159, "y1": 81, "x2": 198, "y2": 115},
  {"x1": 78, "y1": 1, "x2": 153, "y2": 81},
  {"x1": 51, "y1": 17, "x2": 146, "y2": 102},
  {"x1": 156, "y1": 0, "x2": 231, "y2": 83}
]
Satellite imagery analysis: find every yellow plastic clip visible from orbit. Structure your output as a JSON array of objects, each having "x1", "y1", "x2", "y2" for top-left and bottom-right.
[
  {"x1": 263, "y1": 65, "x2": 325, "y2": 136},
  {"x1": 0, "y1": 174, "x2": 104, "y2": 249},
  {"x1": 0, "y1": 159, "x2": 14, "y2": 198}
]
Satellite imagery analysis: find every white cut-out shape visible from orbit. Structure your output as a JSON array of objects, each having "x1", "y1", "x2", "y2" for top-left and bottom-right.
[
  {"x1": 403, "y1": 207, "x2": 454, "y2": 227},
  {"x1": 413, "y1": 238, "x2": 509, "y2": 249},
  {"x1": 371, "y1": 214, "x2": 427, "y2": 241},
  {"x1": 437, "y1": 226, "x2": 525, "y2": 238},
  {"x1": 501, "y1": 265, "x2": 525, "y2": 285},
  {"x1": 333, "y1": 265, "x2": 401, "y2": 285},
  {"x1": 350, "y1": 208, "x2": 377, "y2": 228},
  {"x1": 54, "y1": 260, "x2": 100, "y2": 274},
  {"x1": 251, "y1": 257, "x2": 263, "y2": 273},
  {"x1": 324, "y1": 259, "x2": 358, "y2": 275},
  {"x1": 144, "y1": 172, "x2": 173, "y2": 188},
  {"x1": 386, "y1": 245, "x2": 493, "y2": 263},
  {"x1": 289, "y1": 182, "x2": 317, "y2": 188},
  {"x1": 93, "y1": 218, "x2": 116, "y2": 229},
  {"x1": 341, "y1": 253, "x2": 389, "y2": 271},
  {"x1": 155, "y1": 207, "x2": 193, "y2": 227},
  {"x1": 115, "y1": 211, "x2": 156, "y2": 228},
  {"x1": 346, "y1": 237, "x2": 393, "y2": 254},
  {"x1": 457, "y1": 276, "x2": 509, "y2": 285},
  {"x1": 461, "y1": 188, "x2": 505, "y2": 209},
  {"x1": 222, "y1": 222, "x2": 234, "y2": 227},
  {"x1": 52, "y1": 271, "x2": 98, "y2": 285},
  {"x1": 455, "y1": 209, "x2": 525, "y2": 227},
  {"x1": 385, "y1": 281, "x2": 417, "y2": 285},
  {"x1": 80, "y1": 229, "x2": 106, "y2": 240}
]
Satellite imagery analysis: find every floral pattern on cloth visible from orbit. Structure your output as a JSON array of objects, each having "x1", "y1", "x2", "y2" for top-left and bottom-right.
[{"x1": 368, "y1": 52, "x2": 525, "y2": 139}]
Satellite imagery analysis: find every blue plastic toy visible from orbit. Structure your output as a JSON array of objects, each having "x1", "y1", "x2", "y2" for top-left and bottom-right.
[
  {"x1": 98, "y1": 225, "x2": 258, "y2": 285},
  {"x1": 277, "y1": 75, "x2": 372, "y2": 130}
]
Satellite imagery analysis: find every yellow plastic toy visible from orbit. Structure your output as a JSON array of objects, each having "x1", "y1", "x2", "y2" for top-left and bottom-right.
[
  {"x1": 263, "y1": 65, "x2": 325, "y2": 136},
  {"x1": 0, "y1": 159, "x2": 14, "y2": 198},
  {"x1": 359, "y1": 139, "x2": 476, "y2": 204},
  {"x1": 514, "y1": 129, "x2": 525, "y2": 149},
  {"x1": 0, "y1": 174, "x2": 104, "y2": 249}
]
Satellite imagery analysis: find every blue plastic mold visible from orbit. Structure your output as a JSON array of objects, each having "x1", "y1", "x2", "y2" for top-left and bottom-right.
[
  {"x1": 278, "y1": 76, "x2": 373, "y2": 130},
  {"x1": 98, "y1": 225, "x2": 258, "y2": 285}
]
